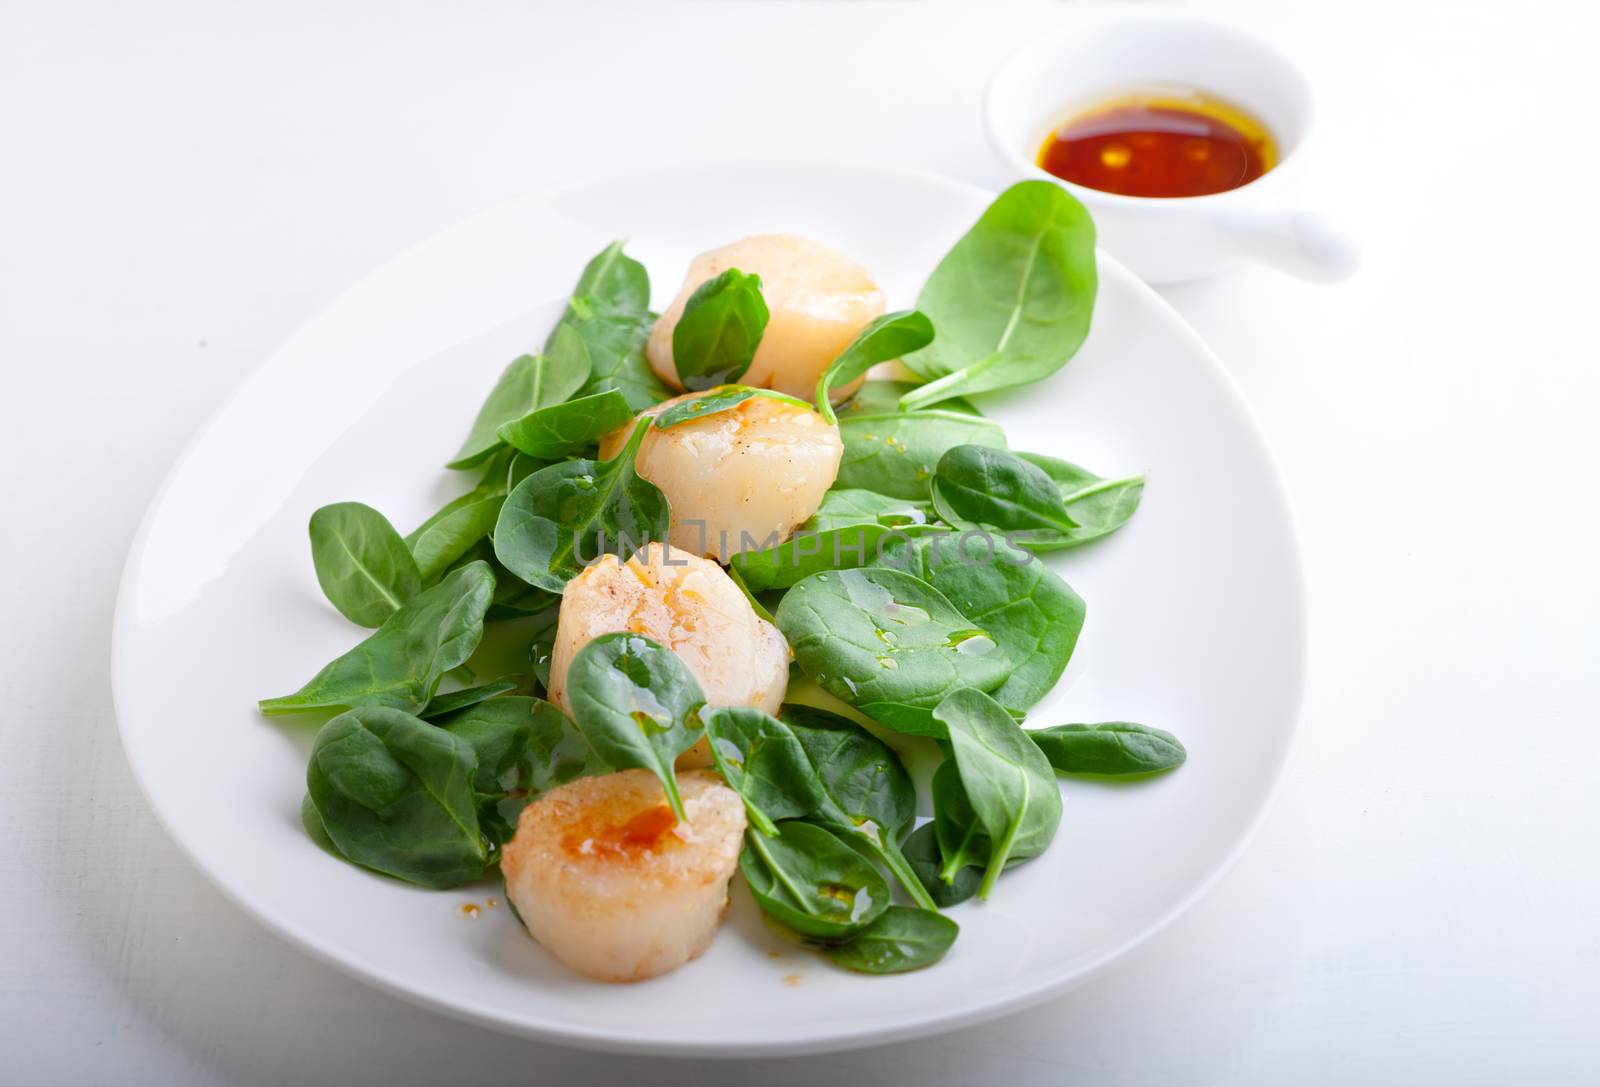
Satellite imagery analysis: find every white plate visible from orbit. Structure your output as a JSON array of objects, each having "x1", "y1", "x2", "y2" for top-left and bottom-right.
[{"x1": 112, "y1": 161, "x2": 1305, "y2": 1057}]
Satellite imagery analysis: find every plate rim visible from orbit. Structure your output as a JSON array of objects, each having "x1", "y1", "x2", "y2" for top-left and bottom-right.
[{"x1": 110, "y1": 158, "x2": 1307, "y2": 1057}]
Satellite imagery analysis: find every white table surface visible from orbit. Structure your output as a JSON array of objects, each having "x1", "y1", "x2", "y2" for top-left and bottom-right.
[{"x1": 3, "y1": 0, "x2": 1596, "y2": 1082}]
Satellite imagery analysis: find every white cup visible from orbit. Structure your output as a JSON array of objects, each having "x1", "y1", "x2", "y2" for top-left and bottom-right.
[{"x1": 986, "y1": 9, "x2": 1360, "y2": 284}]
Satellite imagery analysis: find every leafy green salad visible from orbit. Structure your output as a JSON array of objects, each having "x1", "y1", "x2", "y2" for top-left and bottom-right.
[{"x1": 261, "y1": 180, "x2": 1184, "y2": 981}]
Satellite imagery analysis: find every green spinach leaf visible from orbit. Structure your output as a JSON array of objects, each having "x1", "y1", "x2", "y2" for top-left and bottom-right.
[
  {"x1": 308, "y1": 502, "x2": 422, "y2": 628},
  {"x1": 566, "y1": 311, "x2": 666, "y2": 411},
  {"x1": 1028, "y1": 722, "x2": 1186, "y2": 776},
  {"x1": 899, "y1": 181, "x2": 1097, "y2": 410},
  {"x1": 528, "y1": 615, "x2": 557, "y2": 690},
  {"x1": 728, "y1": 522, "x2": 946, "y2": 594},
  {"x1": 671, "y1": 268, "x2": 769, "y2": 390},
  {"x1": 1015, "y1": 452, "x2": 1146, "y2": 550},
  {"x1": 562, "y1": 633, "x2": 706, "y2": 820},
  {"x1": 838, "y1": 409, "x2": 1006, "y2": 501},
  {"x1": 495, "y1": 388, "x2": 634, "y2": 460},
  {"x1": 436, "y1": 695, "x2": 603, "y2": 844},
  {"x1": 447, "y1": 322, "x2": 591, "y2": 469},
  {"x1": 739, "y1": 820, "x2": 890, "y2": 940},
  {"x1": 301, "y1": 791, "x2": 344, "y2": 859},
  {"x1": 260, "y1": 560, "x2": 495, "y2": 716},
  {"x1": 419, "y1": 680, "x2": 518, "y2": 719},
  {"x1": 934, "y1": 687, "x2": 1062, "y2": 899},
  {"x1": 931, "y1": 445, "x2": 1077, "y2": 540},
  {"x1": 806, "y1": 489, "x2": 937, "y2": 533},
  {"x1": 652, "y1": 385, "x2": 810, "y2": 430},
  {"x1": 547, "y1": 243, "x2": 665, "y2": 410},
  {"x1": 814, "y1": 311, "x2": 935, "y2": 424},
  {"x1": 492, "y1": 419, "x2": 668, "y2": 592},
  {"x1": 305, "y1": 706, "x2": 486, "y2": 889},
  {"x1": 931, "y1": 758, "x2": 990, "y2": 885},
  {"x1": 824, "y1": 906, "x2": 959, "y2": 974},
  {"x1": 780, "y1": 704, "x2": 936, "y2": 911},
  {"x1": 873, "y1": 532, "x2": 1085, "y2": 714},
  {"x1": 483, "y1": 564, "x2": 559, "y2": 623},
  {"x1": 565, "y1": 239, "x2": 650, "y2": 315},
  {"x1": 407, "y1": 492, "x2": 504, "y2": 584},
  {"x1": 841, "y1": 380, "x2": 983, "y2": 419},
  {"x1": 701, "y1": 706, "x2": 825, "y2": 836},
  {"x1": 504, "y1": 451, "x2": 550, "y2": 493},
  {"x1": 774, "y1": 568, "x2": 1012, "y2": 735},
  {"x1": 902, "y1": 821, "x2": 982, "y2": 907}
]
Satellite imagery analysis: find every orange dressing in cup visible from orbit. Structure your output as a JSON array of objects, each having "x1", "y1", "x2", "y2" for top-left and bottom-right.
[{"x1": 1038, "y1": 89, "x2": 1276, "y2": 198}]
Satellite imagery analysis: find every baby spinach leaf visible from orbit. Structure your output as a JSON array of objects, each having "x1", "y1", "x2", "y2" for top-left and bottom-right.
[
  {"x1": 408, "y1": 488, "x2": 492, "y2": 541},
  {"x1": 1015, "y1": 452, "x2": 1146, "y2": 550},
  {"x1": 671, "y1": 268, "x2": 769, "y2": 390},
  {"x1": 482, "y1": 560, "x2": 559, "y2": 623},
  {"x1": 419, "y1": 680, "x2": 518, "y2": 720},
  {"x1": 565, "y1": 311, "x2": 667, "y2": 411},
  {"x1": 701, "y1": 706, "x2": 825, "y2": 836},
  {"x1": 841, "y1": 380, "x2": 983, "y2": 419},
  {"x1": 308, "y1": 502, "x2": 422, "y2": 628},
  {"x1": 931, "y1": 758, "x2": 990, "y2": 885},
  {"x1": 528, "y1": 615, "x2": 557, "y2": 690},
  {"x1": 814, "y1": 311, "x2": 935, "y2": 424},
  {"x1": 739, "y1": 820, "x2": 890, "y2": 940},
  {"x1": 725, "y1": 562, "x2": 777, "y2": 625},
  {"x1": 563, "y1": 633, "x2": 706, "y2": 820},
  {"x1": 931, "y1": 445, "x2": 1077, "y2": 541},
  {"x1": 774, "y1": 568, "x2": 1012, "y2": 735},
  {"x1": 260, "y1": 560, "x2": 496, "y2": 716},
  {"x1": 898, "y1": 181, "x2": 1097, "y2": 410},
  {"x1": 436, "y1": 695, "x2": 603, "y2": 844},
  {"x1": 301, "y1": 792, "x2": 344, "y2": 859},
  {"x1": 780, "y1": 704, "x2": 936, "y2": 912},
  {"x1": 407, "y1": 492, "x2": 504, "y2": 585},
  {"x1": 806, "y1": 489, "x2": 938, "y2": 533},
  {"x1": 1028, "y1": 722, "x2": 1186, "y2": 776},
  {"x1": 824, "y1": 906, "x2": 959, "y2": 974},
  {"x1": 934, "y1": 687, "x2": 1062, "y2": 899},
  {"x1": 838, "y1": 409, "x2": 1006, "y2": 501},
  {"x1": 781, "y1": 705, "x2": 916, "y2": 844},
  {"x1": 652, "y1": 385, "x2": 810, "y2": 430},
  {"x1": 728, "y1": 522, "x2": 947, "y2": 594},
  {"x1": 492, "y1": 420, "x2": 668, "y2": 592},
  {"x1": 902, "y1": 821, "x2": 982, "y2": 907},
  {"x1": 447, "y1": 322, "x2": 591, "y2": 469},
  {"x1": 873, "y1": 532, "x2": 1085, "y2": 715},
  {"x1": 495, "y1": 389, "x2": 634, "y2": 460},
  {"x1": 546, "y1": 242, "x2": 662, "y2": 409},
  {"x1": 504, "y1": 451, "x2": 550, "y2": 493},
  {"x1": 305, "y1": 706, "x2": 487, "y2": 889},
  {"x1": 655, "y1": 385, "x2": 757, "y2": 428},
  {"x1": 565, "y1": 239, "x2": 650, "y2": 315}
]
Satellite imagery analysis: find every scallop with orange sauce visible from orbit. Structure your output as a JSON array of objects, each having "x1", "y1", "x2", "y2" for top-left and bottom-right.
[{"x1": 500, "y1": 769, "x2": 746, "y2": 982}]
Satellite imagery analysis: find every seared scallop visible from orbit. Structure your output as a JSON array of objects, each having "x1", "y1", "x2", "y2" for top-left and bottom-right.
[
  {"x1": 501, "y1": 769, "x2": 746, "y2": 982},
  {"x1": 600, "y1": 392, "x2": 843, "y2": 560},
  {"x1": 647, "y1": 234, "x2": 886, "y2": 402},
  {"x1": 546, "y1": 543, "x2": 789, "y2": 767}
]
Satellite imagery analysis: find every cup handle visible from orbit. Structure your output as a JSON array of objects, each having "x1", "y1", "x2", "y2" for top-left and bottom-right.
[{"x1": 1217, "y1": 209, "x2": 1362, "y2": 283}]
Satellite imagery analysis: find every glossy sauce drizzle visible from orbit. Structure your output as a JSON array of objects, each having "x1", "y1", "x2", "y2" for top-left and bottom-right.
[
  {"x1": 561, "y1": 803, "x2": 680, "y2": 859},
  {"x1": 1037, "y1": 89, "x2": 1275, "y2": 198}
]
